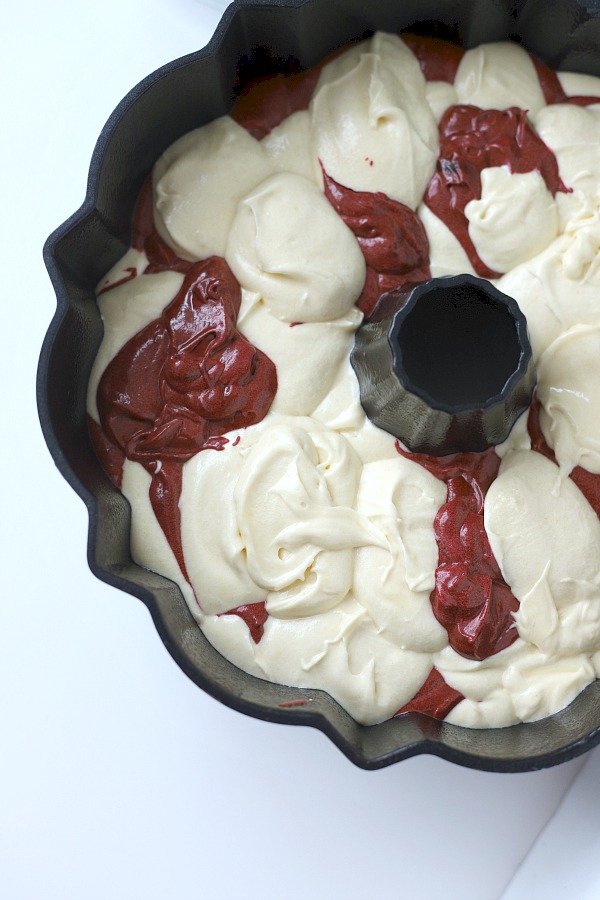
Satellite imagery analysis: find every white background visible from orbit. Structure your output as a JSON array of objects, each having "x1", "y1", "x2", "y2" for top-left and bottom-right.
[{"x1": 3, "y1": 2, "x2": 600, "y2": 898}]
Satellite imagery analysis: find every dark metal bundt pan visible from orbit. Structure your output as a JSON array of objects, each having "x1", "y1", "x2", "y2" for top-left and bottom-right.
[{"x1": 39, "y1": 0, "x2": 600, "y2": 771}]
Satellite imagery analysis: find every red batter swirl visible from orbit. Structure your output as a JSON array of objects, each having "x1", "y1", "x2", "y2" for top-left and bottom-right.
[
  {"x1": 424, "y1": 104, "x2": 569, "y2": 279},
  {"x1": 232, "y1": 31, "x2": 465, "y2": 144},
  {"x1": 401, "y1": 33, "x2": 464, "y2": 83},
  {"x1": 131, "y1": 176, "x2": 192, "y2": 274},
  {"x1": 219, "y1": 601, "x2": 269, "y2": 644},
  {"x1": 93, "y1": 255, "x2": 277, "y2": 588},
  {"x1": 98, "y1": 260, "x2": 276, "y2": 463},
  {"x1": 231, "y1": 67, "x2": 321, "y2": 140},
  {"x1": 530, "y1": 54, "x2": 600, "y2": 107},
  {"x1": 528, "y1": 397, "x2": 600, "y2": 517},
  {"x1": 322, "y1": 168, "x2": 431, "y2": 316},
  {"x1": 396, "y1": 441, "x2": 519, "y2": 660},
  {"x1": 396, "y1": 667, "x2": 463, "y2": 719}
]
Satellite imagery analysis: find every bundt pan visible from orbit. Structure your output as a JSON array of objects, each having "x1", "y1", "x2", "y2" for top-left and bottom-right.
[{"x1": 39, "y1": 0, "x2": 600, "y2": 771}]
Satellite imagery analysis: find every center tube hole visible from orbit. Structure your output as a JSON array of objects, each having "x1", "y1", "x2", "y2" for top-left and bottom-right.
[{"x1": 396, "y1": 283, "x2": 522, "y2": 409}]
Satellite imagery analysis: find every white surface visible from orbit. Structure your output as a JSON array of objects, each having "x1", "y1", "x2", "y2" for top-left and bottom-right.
[
  {"x1": 501, "y1": 748, "x2": 600, "y2": 900},
  {"x1": 1, "y1": 2, "x2": 596, "y2": 898}
]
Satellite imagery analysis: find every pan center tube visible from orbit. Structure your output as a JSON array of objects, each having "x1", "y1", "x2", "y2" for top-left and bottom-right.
[{"x1": 351, "y1": 275, "x2": 536, "y2": 455}]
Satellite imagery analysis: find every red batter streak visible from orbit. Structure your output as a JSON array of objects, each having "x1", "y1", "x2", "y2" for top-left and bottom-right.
[
  {"x1": 402, "y1": 34, "x2": 464, "y2": 83},
  {"x1": 424, "y1": 104, "x2": 569, "y2": 278},
  {"x1": 232, "y1": 33, "x2": 463, "y2": 144},
  {"x1": 396, "y1": 441, "x2": 519, "y2": 660},
  {"x1": 528, "y1": 397, "x2": 600, "y2": 517},
  {"x1": 322, "y1": 168, "x2": 431, "y2": 316},
  {"x1": 396, "y1": 667, "x2": 463, "y2": 719},
  {"x1": 93, "y1": 256, "x2": 277, "y2": 589},
  {"x1": 230, "y1": 68, "x2": 320, "y2": 140},
  {"x1": 229, "y1": 48, "x2": 346, "y2": 141},
  {"x1": 530, "y1": 54, "x2": 600, "y2": 107},
  {"x1": 131, "y1": 176, "x2": 192, "y2": 274},
  {"x1": 219, "y1": 601, "x2": 269, "y2": 644},
  {"x1": 97, "y1": 266, "x2": 137, "y2": 296}
]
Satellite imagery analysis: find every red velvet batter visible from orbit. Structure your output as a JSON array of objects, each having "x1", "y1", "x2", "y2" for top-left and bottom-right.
[
  {"x1": 231, "y1": 64, "x2": 323, "y2": 140},
  {"x1": 530, "y1": 54, "x2": 600, "y2": 107},
  {"x1": 396, "y1": 667, "x2": 464, "y2": 719},
  {"x1": 424, "y1": 104, "x2": 569, "y2": 278},
  {"x1": 88, "y1": 415, "x2": 126, "y2": 489},
  {"x1": 219, "y1": 601, "x2": 269, "y2": 644},
  {"x1": 401, "y1": 37, "x2": 600, "y2": 107},
  {"x1": 528, "y1": 396, "x2": 600, "y2": 517},
  {"x1": 232, "y1": 33, "x2": 464, "y2": 145},
  {"x1": 131, "y1": 176, "x2": 192, "y2": 275},
  {"x1": 402, "y1": 34, "x2": 464, "y2": 83},
  {"x1": 230, "y1": 45, "x2": 361, "y2": 140},
  {"x1": 322, "y1": 168, "x2": 431, "y2": 316},
  {"x1": 396, "y1": 441, "x2": 519, "y2": 660},
  {"x1": 97, "y1": 266, "x2": 137, "y2": 296},
  {"x1": 94, "y1": 257, "x2": 277, "y2": 589}
]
